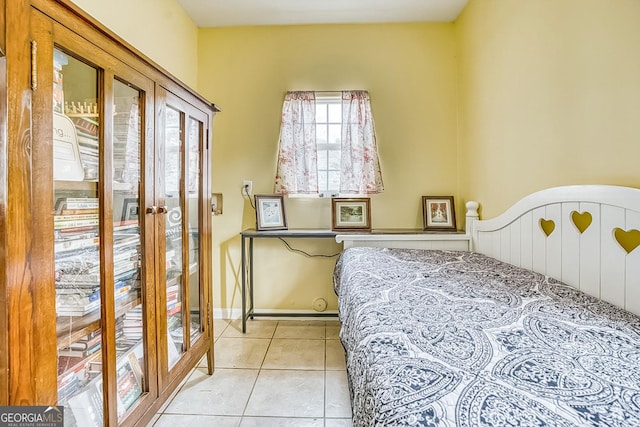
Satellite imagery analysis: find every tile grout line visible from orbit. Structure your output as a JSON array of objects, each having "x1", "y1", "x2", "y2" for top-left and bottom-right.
[
  {"x1": 324, "y1": 323, "x2": 328, "y2": 425},
  {"x1": 239, "y1": 320, "x2": 279, "y2": 420}
]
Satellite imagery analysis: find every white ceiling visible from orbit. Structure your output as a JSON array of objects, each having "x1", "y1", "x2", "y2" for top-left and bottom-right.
[{"x1": 176, "y1": 0, "x2": 469, "y2": 28}]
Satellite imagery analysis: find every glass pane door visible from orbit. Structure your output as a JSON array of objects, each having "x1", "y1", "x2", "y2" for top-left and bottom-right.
[
  {"x1": 187, "y1": 117, "x2": 203, "y2": 345},
  {"x1": 53, "y1": 48, "x2": 104, "y2": 427},
  {"x1": 164, "y1": 106, "x2": 185, "y2": 368},
  {"x1": 160, "y1": 91, "x2": 210, "y2": 377},
  {"x1": 112, "y1": 80, "x2": 145, "y2": 420}
]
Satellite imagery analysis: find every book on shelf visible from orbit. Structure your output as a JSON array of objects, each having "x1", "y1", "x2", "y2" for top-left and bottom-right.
[
  {"x1": 56, "y1": 271, "x2": 102, "y2": 283},
  {"x1": 57, "y1": 352, "x2": 102, "y2": 404},
  {"x1": 88, "y1": 360, "x2": 102, "y2": 374},
  {"x1": 59, "y1": 207, "x2": 99, "y2": 215},
  {"x1": 55, "y1": 255, "x2": 100, "y2": 275},
  {"x1": 114, "y1": 233, "x2": 140, "y2": 247},
  {"x1": 121, "y1": 310, "x2": 143, "y2": 340},
  {"x1": 56, "y1": 225, "x2": 100, "y2": 235},
  {"x1": 113, "y1": 248, "x2": 140, "y2": 263},
  {"x1": 166, "y1": 302, "x2": 182, "y2": 316},
  {"x1": 54, "y1": 218, "x2": 100, "y2": 230},
  {"x1": 59, "y1": 342, "x2": 101, "y2": 358},
  {"x1": 77, "y1": 133, "x2": 98, "y2": 147},
  {"x1": 55, "y1": 269, "x2": 101, "y2": 282},
  {"x1": 55, "y1": 282, "x2": 100, "y2": 291},
  {"x1": 68, "y1": 331, "x2": 103, "y2": 351},
  {"x1": 55, "y1": 213, "x2": 99, "y2": 222},
  {"x1": 55, "y1": 235, "x2": 100, "y2": 253},
  {"x1": 114, "y1": 262, "x2": 140, "y2": 278},
  {"x1": 114, "y1": 220, "x2": 139, "y2": 232},
  {"x1": 57, "y1": 375, "x2": 80, "y2": 402},
  {"x1": 56, "y1": 288, "x2": 99, "y2": 303},
  {"x1": 115, "y1": 268, "x2": 139, "y2": 283},
  {"x1": 114, "y1": 285, "x2": 133, "y2": 300},
  {"x1": 58, "y1": 355, "x2": 91, "y2": 379},
  {"x1": 115, "y1": 338, "x2": 139, "y2": 355},
  {"x1": 70, "y1": 116, "x2": 99, "y2": 137},
  {"x1": 57, "y1": 299, "x2": 101, "y2": 317},
  {"x1": 55, "y1": 230, "x2": 99, "y2": 241},
  {"x1": 55, "y1": 197, "x2": 99, "y2": 212}
]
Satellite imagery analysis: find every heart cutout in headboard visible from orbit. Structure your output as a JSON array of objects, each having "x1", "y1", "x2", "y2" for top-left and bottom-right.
[
  {"x1": 571, "y1": 211, "x2": 592, "y2": 234},
  {"x1": 613, "y1": 228, "x2": 640, "y2": 254},
  {"x1": 540, "y1": 219, "x2": 555, "y2": 237}
]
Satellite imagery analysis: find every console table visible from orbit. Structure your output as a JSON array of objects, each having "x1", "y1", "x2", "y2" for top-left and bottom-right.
[
  {"x1": 239, "y1": 228, "x2": 473, "y2": 332},
  {"x1": 240, "y1": 229, "x2": 339, "y2": 332}
]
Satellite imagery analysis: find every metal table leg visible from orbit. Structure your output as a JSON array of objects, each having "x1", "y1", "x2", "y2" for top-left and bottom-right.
[{"x1": 241, "y1": 235, "x2": 246, "y2": 333}]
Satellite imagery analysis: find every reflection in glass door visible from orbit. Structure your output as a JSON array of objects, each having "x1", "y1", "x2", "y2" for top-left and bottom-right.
[
  {"x1": 164, "y1": 106, "x2": 185, "y2": 368},
  {"x1": 53, "y1": 48, "x2": 104, "y2": 427},
  {"x1": 187, "y1": 117, "x2": 202, "y2": 345},
  {"x1": 112, "y1": 80, "x2": 145, "y2": 420}
]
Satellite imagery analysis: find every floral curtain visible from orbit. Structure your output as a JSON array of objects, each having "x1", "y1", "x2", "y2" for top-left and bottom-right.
[
  {"x1": 274, "y1": 90, "x2": 383, "y2": 195},
  {"x1": 340, "y1": 90, "x2": 384, "y2": 194},
  {"x1": 274, "y1": 91, "x2": 318, "y2": 194}
]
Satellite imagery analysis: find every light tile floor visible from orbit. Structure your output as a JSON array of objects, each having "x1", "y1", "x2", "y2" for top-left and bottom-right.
[{"x1": 148, "y1": 319, "x2": 353, "y2": 427}]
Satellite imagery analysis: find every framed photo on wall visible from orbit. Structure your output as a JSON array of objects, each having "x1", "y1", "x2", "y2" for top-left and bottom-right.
[
  {"x1": 255, "y1": 194, "x2": 287, "y2": 231},
  {"x1": 422, "y1": 196, "x2": 457, "y2": 231},
  {"x1": 332, "y1": 198, "x2": 371, "y2": 231}
]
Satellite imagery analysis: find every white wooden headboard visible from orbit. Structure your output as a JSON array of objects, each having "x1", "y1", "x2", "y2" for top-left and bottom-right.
[{"x1": 468, "y1": 185, "x2": 640, "y2": 316}]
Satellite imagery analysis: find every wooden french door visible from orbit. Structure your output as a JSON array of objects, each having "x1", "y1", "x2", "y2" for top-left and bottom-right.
[
  {"x1": 31, "y1": 8, "x2": 157, "y2": 426},
  {"x1": 156, "y1": 86, "x2": 213, "y2": 390}
]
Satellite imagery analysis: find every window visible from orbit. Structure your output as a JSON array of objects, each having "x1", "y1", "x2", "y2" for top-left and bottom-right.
[
  {"x1": 274, "y1": 90, "x2": 383, "y2": 196},
  {"x1": 315, "y1": 95, "x2": 342, "y2": 194}
]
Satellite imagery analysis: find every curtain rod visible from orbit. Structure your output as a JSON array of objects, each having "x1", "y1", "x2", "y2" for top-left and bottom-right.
[{"x1": 288, "y1": 90, "x2": 367, "y2": 93}]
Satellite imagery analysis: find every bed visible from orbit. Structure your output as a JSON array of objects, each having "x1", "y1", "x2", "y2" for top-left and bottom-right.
[{"x1": 333, "y1": 185, "x2": 640, "y2": 426}]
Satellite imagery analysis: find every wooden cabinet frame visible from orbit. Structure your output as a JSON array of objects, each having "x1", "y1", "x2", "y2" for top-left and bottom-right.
[{"x1": 0, "y1": 0, "x2": 218, "y2": 425}]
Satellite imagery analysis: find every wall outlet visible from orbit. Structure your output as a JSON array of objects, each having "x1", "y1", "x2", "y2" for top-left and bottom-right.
[{"x1": 242, "y1": 180, "x2": 253, "y2": 196}]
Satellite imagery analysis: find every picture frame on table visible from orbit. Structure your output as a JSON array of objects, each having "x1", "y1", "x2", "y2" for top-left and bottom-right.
[
  {"x1": 331, "y1": 198, "x2": 371, "y2": 231},
  {"x1": 422, "y1": 196, "x2": 457, "y2": 231},
  {"x1": 255, "y1": 194, "x2": 288, "y2": 231}
]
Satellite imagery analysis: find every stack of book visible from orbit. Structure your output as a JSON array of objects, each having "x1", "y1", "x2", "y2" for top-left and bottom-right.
[
  {"x1": 55, "y1": 213, "x2": 101, "y2": 317},
  {"x1": 54, "y1": 201, "x2": 142, "y2": 317},
  {"x1": 57, "y1": 329, "x2": 103, "y2": 404},
  {"x1": 57, "y1": 356, "x2": 86, "y2": 404},
  {"x1": 59, "y1": 330, "x2": 102, "y2": 358},
  {"x1": 121, "y1": 306, "x2": 143, "y2": 341},
  {"x1": 166, "y1": 284, "x2": 181, "y2": 317},
  {"x1": 114, "y1": 316, "x2": 138, "y2": 358}
]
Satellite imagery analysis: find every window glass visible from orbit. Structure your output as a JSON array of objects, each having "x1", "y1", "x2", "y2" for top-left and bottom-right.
[{"x1": 316, "y1": 97, "x2": 341, "y2": 194}]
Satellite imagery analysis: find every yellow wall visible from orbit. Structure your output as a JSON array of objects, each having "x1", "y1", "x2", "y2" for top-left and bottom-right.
[
  {"x1": 455, "y1": 0, "x2": 640, "y2": 218},
  {"x1": 68, "y1": 0, "x2": 640, "y2": 313},
  {"x1": 197, "y1": 23, "x2": 459, "y2": 313},
  {"x1": 70, "y1": 0, "x2": 199, "y2": 87}
]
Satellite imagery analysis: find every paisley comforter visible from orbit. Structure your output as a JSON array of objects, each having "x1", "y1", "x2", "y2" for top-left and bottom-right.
[{"x1": 333, "y1": 247, "x2": 640, "y2": 426}]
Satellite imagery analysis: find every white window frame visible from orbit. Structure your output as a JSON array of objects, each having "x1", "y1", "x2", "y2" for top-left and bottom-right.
[{"x1": 283, "y1": 91, "x2": 379, "y2": 199}]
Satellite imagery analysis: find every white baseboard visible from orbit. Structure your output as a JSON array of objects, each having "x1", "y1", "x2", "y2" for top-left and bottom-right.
[
  {"x1": 214, "y1": 308, "x2": 242, "y2": 320},
  {"x1": 213, "y1": 307, "x2": 338, "y2": 320}
]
